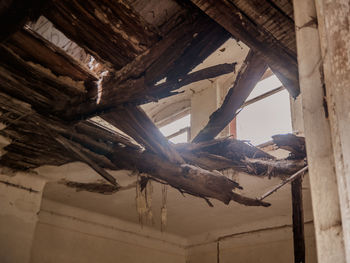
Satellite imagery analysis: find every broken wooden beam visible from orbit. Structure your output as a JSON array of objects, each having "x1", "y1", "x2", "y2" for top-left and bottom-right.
[
  {"x1": 193, "y1": 51, "x2": 268, "y2": 142},
  {"x1": 272, "y1": 134, "x2": 306, "y2": 159},
  {"x1": 188, "y1": 0, "x2": 300, "y2": 98},
  {"x1": 111, "y1": 148, "x2": 270, "y2": 207},
  {"x1": 44, "y1": 0, "x2": 160, "y2": 70},
  {"x1": 54, "y1": 134, "x2": 119, "y2": 187},
  {"x1": 6, "y1": 27, "x2": 98, "y2": 82},
  {"x1": 103, "y1": 106, "x2": 184, "y2": 164},
  {"x1": 150, "y1": 63, "x2": 237, "y2": 99},
  {"x1": 59, "y1": 13, "x2": 229, "y2": 121}
]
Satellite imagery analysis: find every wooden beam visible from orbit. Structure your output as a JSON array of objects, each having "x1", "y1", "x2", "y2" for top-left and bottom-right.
[
  {"x1": 60, "y1": 14, "x2": 229, "y2": 121},
  {"x1": 54, "y1": 134, "x2": 119, "y2": 187},
  {"x1": 6, "y1": 27, "x2": 98, "y2": 82},
  {"x1": 192, "y1": 51, "x2": 267, "y2": 143},
  {"x1": 189, "y1": 0, "x2": 300, "y2": 98},
  {"x1": 103, "y1": 106, "x2": 184, "y2": 164},
  {"x1": 0, "y1": 27, "x2": 97, "y2": 116},
  {"x1": 291, "y1": 176, "x2": 305, "y2": 263},
  {"x1": 110, "y1": 147, "x2": 270, "y2": 207},
  {"x1": 44, "y1": 0, "x2": 160, "y2": 70},
  {"x1": 150, "y1": 63, "x2": 237, "y2": 100},
  {"x1": 272, "y1": 134, "x2": 306, "y2": 159}
]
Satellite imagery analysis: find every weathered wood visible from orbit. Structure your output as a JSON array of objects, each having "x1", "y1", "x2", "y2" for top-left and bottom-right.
[
  {"x1": 272, "y1": 134, "x2": 306, "y2": 159},
  {"x1": 111, "y1": 148, "x2": 270, "y2": 207},
  {"x1": 60, "y1": 14, "x2": 229, "y2": 120},
  {"x1": 193, "y1": 51, "x2": 268, "y2": 142},
  {"x1": 189, "y1": 0, "x2": 300, "y2": 97},
  {"x1": 0, "y1": 28, "x2": 99, "y2": 116},
  {"x1": 44, "y1": 0, "x2": 160, "y2": 70},
  {"x1": 5, "y1": 27, "x2": 98, "y2": 82},
  {"x1": 230, "y1": 0, "x2": 296, "y2": 54},
  {"x1": 54, "y1": 134, "x2": 119, "y2": 186},
  {"x1": 291, "y1": 176, "x2": 305, "y2": 263},
  {"x1": 259, "y1": 166, "x2": 308, "y2": 200},
  {"x1": 150, "y1": 63, "x2": 237, "y2": 99},
  {"x1": 103, "y1": 106, "x2": 184, "y2": 164}
]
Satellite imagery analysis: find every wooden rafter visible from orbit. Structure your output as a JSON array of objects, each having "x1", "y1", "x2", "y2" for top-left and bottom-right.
[
  {"x1": 193, "y1": 50, "x2": 267, "y2": 143},
  {"x1": 61, "y1": 14, "x2": 230, "y2": 120},
  {"x1": 44, "y1": 0, "x2": 160, "y2": 70},
  {"x1": 188, "y1": 0, "x2": 300, "y2": 98}
]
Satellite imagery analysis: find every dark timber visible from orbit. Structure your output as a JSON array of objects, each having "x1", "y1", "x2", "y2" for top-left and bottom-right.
[
  {"x1": 193, "y1": 51, "x2": 268, "y2": 142},
  {"x1": 188, "y1": 0, "x2": 300, "y2": 98},
  {"x1": 291, "y1": 176, "x2": 306, "y2": 263}
]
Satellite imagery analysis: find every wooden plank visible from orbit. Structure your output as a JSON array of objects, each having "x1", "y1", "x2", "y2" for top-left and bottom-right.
[
  {"x1": 192, "y1": 51, "x2": 267, "y2": 143},
  {"x1": 189, "y1": 0, "x2": 300, "y2": 98},
  {"x1": 149, "y1": 63, "x2": 237, "y2": 100},
  {"x1": 103, "y1": 106, "x2": 185, "y2": 164},
  {"x1": 291, "y1": 176, "x2": 305, "y2": 263},
  {"x1": 44, "y1": 0, "x2": 160, "y2": 70},
  {"x1": 5, "y1": 27, "x2": 98, "y2": 82},
  {"x1": 54, "y1": 134, "x2": 119, "y2": 186},
  {"x1": 110, "y1": 147, "x2": 270, "y2": 207},
  {"x1": 231, "y1": 0, "x2": 296, "y2": 54},
  {"x1": 60, "y1": 13, "x2": 229, "y2": 120}
]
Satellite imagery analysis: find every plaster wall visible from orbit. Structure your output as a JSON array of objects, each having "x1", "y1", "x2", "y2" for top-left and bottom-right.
[
  {"x1": 30, "y1": 199, "x2": 186, "y2": 263},
  {"x1": 187, "y1": 223, "x2": 317, "y2": 263},
  {"x1": 190, "y1": 82, "x2": 217, "y2": 140},
  {"x1": 0, "y1": 172, "x2": 46, "y2": 263}
]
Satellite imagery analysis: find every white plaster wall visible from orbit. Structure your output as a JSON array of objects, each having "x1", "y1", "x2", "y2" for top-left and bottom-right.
[
  {"x1": 190, "y1": 83, "x2": 217, "y2": 140},
  {"x1": 0, "y1": 173, "x2": 46, "y2": 263},
  {"x1": 30, "y1": 199, "x2": 186, "y2": 263},
  {"x1": 187, "y1": 223, "x2": 317, "y2": 263}
]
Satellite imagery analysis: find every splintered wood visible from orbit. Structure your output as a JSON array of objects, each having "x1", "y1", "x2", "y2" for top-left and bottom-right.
[{"x1": 0, "y1": 0, "x2": 306, "y2": 208}]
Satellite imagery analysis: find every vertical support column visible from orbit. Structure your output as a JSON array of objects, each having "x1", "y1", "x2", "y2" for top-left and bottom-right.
[
  {"x1": 293, "y1": 0, "x2": 346, "y2": 262},
  {"x1": 291, "y1": 177, "x2": 305, "y2": 263},
  {"x1": 314, "y1": 1, "x2": 350, "y2": 261},
  {"x1": 0, "y1": 172, "x2": 46, "y2": 263}
]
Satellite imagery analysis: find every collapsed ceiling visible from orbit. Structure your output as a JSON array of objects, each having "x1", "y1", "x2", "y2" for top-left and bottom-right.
[{"x1": 0, "y1": 0, "x2": 306, "y2": 207}]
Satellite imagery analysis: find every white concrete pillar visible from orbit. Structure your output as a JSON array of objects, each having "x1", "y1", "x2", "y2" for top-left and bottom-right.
[
  {"x1": 0, "y1": 172, "x2": 46, "y2": 263},
  {"x1": 314, "y1": 1, "x2": 350, "y2": 260},
  {"x1": 293, "y1": 0, "x2": 346, "y2": 262}
]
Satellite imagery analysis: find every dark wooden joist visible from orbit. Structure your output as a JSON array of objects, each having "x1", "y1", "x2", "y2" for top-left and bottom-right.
[
  {"x1": 188, "y1": 0, "x2": 300, "y2": 98},
  {"x1": 0, "y1": 26, "x2": 98, "y2": 116},
  {"x1": 103, "y1": 106, "x2": 185, "y2": 164},
  {"x1": 0, "y1": 0, "x2": 49, "y2": 41},
  {"x1": 60, "y1": 13, "x2": 230, "y2": 121},
  {"x1": 54, "y1": 134, "x2": 119, "y2": 186},
  {"x1": 193, "y1": 51, "x2": 268, "y2": 143},
  {"x1": 291, "y1": 176, "x2": 305, "y2": 263},
  {"x1": 272, "y1": 134, "x2": 306, "y2": 159},
  {"x1": 0, "y1": 107, "x2": 269, "y2": 207},
  {"x1": 149, "y1": 63, "x2": 237, "y2": 100},
  {"x1": 5, "y1": 28, "x2": 98, "y2": 82},
  {"x1": 230, "y1": 0, "x2": 296, "y2": 54},
  {"x1": 110, "y1": 147, "x2": 269, "y2": 207},
  {"x1": 44, "y1": 0, "x2": 160, "y2": 70},
  {"x1": 144, "y1": 15, "x2": 231, "y2": 85}
]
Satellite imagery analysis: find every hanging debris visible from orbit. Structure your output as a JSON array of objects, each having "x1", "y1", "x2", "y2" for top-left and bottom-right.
[
  {"x1": 161, "y1": 184, "x2": 168, "y2": 231},
  {"x1": 136, "y1": 174, "x2": 154, "y2": 226}
]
